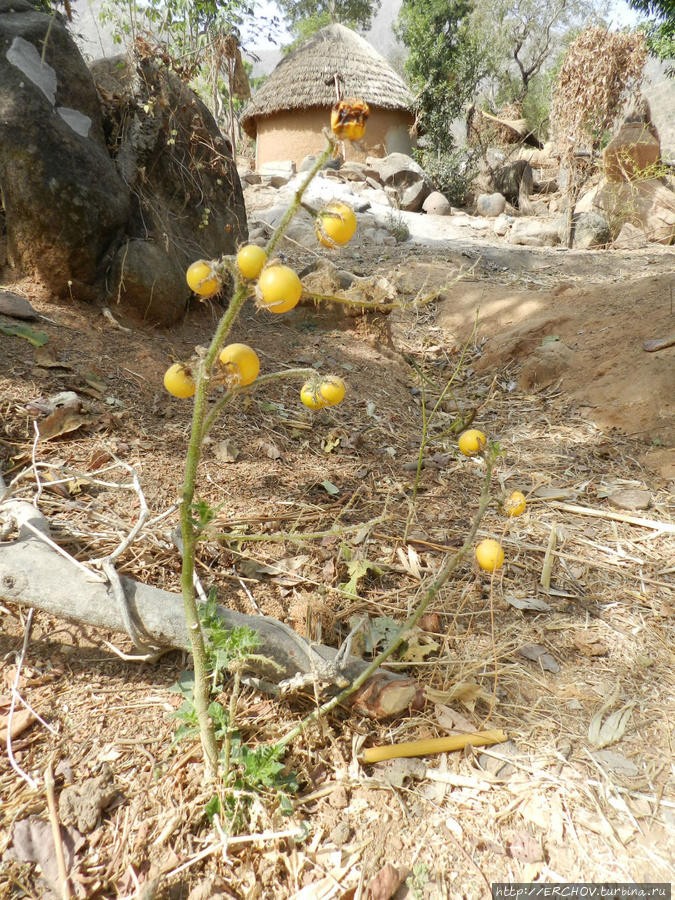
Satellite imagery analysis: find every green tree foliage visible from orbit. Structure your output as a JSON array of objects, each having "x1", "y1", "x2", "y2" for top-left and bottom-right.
[
  {"x1": 277, "y1": 0, "x2": 381, "y2": 43},
  {"x1": 627, "y1": 0, "x2": 675, "y2": 66},
  {"x1": 397, "y1": 0, "x2": 486, "y2": 154},
  {"x1": 396, "y1": 0, "x2": 485, "y2": 203}
]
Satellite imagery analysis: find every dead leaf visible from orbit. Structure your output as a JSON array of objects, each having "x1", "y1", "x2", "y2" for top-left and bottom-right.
[
  {"x1": 434, "y1": 704, "x2": 476, "y2": 734},
  {"x1": 373, "y1": 757, "x2": 426, "y2": 787},
  {"x1": 0, "y1": 708, "x2": 36, "y2": 746},
  {"x1": 38, "y1": 406, "x2": 92, "y2": 441},
  {"x1": 366, "y1": 862, "x2": 409, "y2": 900},
  {"x1": 256, "y1": 439, "x2": 283, "y2": 460},
  {"x1": 573, "y1": 632, "x2": 608, "y2": 657},
  {"x1": 519, "y1": 643, "x2": 560, "y2": 673},
  {"x1": 504, "y1": 594, "x2": 551, "y2": 612},
  {"x1": 508, "y1": 830, "x2": 544, "y2": 863},
  {"x1": 11, "y1": 816, "x2": 84, "y2": 894},
  {"x1": 592, "y1": 749, "x2": 639, "y2": 778},
  {"x1": 426, "y1": 681, "x2": 492, "y2": 710},
  {"x1": 214, "y1": 439, "x2": 240, "y2": 463},
  {"x1": 589, "y1": 700, "x2": 635, "y2": 748},
  {"x1": 396, "y1": 545, "x2": 423, "y2": 579},
  {"x1": 399, "y1": 631, "x2": 439, "y2": 662},
  {"x1": 35, "y1": 345, "x2": 71, "y2": 368}
]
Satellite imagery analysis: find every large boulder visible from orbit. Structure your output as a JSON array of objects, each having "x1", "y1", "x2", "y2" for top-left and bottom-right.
[
  {"x1": 593, "y1": 178, "x2": 675, "y2": 245},
  {"x1": 508, "y1": 218, "x2": 562, "y2": 247},
  {"x1": 603, "y1": 121, "x2": 660, "y2": 184},
  {"x1": 366, "y1": 153, "x2": 433, "y2": 212},
  {"x1": 91, "y1": 56, "x2": 247, "y2": 325},
  {"x1": 492, "y1": 159, "x2": 534, "y2": 214},
  {"x1": 0, "y1": 0, "x2": 130, "y2": 298}
]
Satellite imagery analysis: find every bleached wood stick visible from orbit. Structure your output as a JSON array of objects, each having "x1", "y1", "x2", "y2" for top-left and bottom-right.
[
  {"x1": 549, "y1": 501, "x2": 675, "y2": 534},
  {"x1": 0, "y1": 493, "x2": 420, "y2": 719}
]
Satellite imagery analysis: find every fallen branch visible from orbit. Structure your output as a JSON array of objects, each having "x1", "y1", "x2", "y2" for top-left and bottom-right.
[{"x1": 0, "y1": 494, "x2": 421, "y2": 719}]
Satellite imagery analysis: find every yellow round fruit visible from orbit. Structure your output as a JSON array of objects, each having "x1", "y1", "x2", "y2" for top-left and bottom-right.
[
  {"x1": 186, "y1": 260, "x2": 220, "y2": 296},
  {"x1": 318, "y1": 375, "x2": 346, "y2": 406},
  {"x1": 475, "y1": 539, "x2": 505, "y2": 572},
  {"x1": 317, "y1": 203, "x2": 357, "y2": 247},
  {"x1": 504, "y1": 490, "x2": 527, "y2": 517},
  {"x1": 257, "y1": 264, "x2": 303, "y2": 314},
  {"x1": 164, "y1": 363, "x2": 196, "y2": 398},
  {"x1": 236, "y1": 245, "x2": 267, "y2": 280},
  {"x1": 218, "y1": 343, "x2": 260, "y2": 386},
  {"x1": 300, "y1": 382, "x2": 326, "y2": 410},
  {"x1": 458, "y1": 429, "x2": 487, "y2": 456}
]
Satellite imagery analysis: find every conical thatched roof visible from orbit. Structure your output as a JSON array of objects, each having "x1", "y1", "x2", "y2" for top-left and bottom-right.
[{"x1": 241, "y1": 24, "x2": 413, "y2": 137}]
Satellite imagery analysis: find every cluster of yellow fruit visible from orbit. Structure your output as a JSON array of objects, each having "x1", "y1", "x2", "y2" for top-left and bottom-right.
[
  {"x1": 457, "y1": 428, "x2": 527, "y2": 573},
  {"x1": 163, "y1": 204, "x2": 358, "y2": 407}
]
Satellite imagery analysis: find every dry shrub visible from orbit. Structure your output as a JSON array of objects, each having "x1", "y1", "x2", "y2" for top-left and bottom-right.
[{"x1": 551, "y1": 27, "x2": 647, "y2": 160}]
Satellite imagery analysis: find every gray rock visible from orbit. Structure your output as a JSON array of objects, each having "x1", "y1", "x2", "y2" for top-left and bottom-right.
[
  {"x1": 493, "y1": 213, "x2": 513, "y2": 236},
  {"x1": 366, "y1": 152, "x2": 432, "y2": 212},
  {"x1": 572, "y1": 211, "x2": 611, "y2": 249},
  {"x1": 0, "y1": 0, "x2": 129, "y2": 298},
  {"x1": 422, "y1": 191, "x2": 452, "y2": 216},
  {"x1": 508, "y1": 218, "x2": 562, "y2": 247},
  {"x1": 475, "y1": 192, "x2": 506, "y2": 218},
  {"x1": 111, "y1": 240, "x2": 189, "y2": 327},
  {"x1": 0, "y1": 291, "x2": 39, "y2": 320},
  {"x1": 298, "y1": 154, "x2": 317, "y2": 173},
  {"x1": 91, "y1": 56, "x2": 246, "y2": 316},
  {"x1": 612, "y1": 222, "x2": 649, "y2": 250},
  {"x1": 240, "y1": 170, "x2": 262, "y2": 185},
  {"x1": 259, "y1": 160, "x2": 296, "y2": 183}
]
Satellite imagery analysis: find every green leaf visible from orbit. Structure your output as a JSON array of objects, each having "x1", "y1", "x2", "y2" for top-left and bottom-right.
[
  {"x1": 168, "y1": 670, "x2": 195, "y2": 699},
  {"x1": 319, "y1": 480, "x2": 340, "y2": 495},
  {"x1": 541, "y1": 335, "x2": 560, "y2": 345},
  {"x1": 0, "y1": 323, "x2": 49, "y2": 347},
  {"x1": 204, "y1": 794, "x2": 221, "y2": 822},
  {"x1": 339, "y1": 559, "x2": 384, "y2": 599}
]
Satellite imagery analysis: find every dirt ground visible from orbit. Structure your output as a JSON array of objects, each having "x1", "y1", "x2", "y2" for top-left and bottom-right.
[{"x1": 1, "y1": 232, "x2": 675, "y2": 899}]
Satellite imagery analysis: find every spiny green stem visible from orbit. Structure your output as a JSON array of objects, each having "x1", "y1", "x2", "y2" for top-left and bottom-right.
[
  {"x1": 180, "y1": 283, "x2": 251, "y2": 778},
  {"x1": 276, "y1": 448, "x2": 498, "y2": 749},
  {"x1": 265, "y1": 135, "x2": 336, "y2": 259},
  {"x1": 201, "y1": 367, "x2": 317, "y2": 439}
]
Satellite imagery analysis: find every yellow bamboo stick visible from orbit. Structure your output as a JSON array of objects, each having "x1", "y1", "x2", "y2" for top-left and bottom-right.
[{"x1": 361, "y1": 729, "x2": 508, "y2": 764}]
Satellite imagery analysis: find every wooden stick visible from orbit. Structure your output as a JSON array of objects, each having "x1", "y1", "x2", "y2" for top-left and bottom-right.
[
  {"x1": 549, "y1": 502, "x2": 675, "y2": 534},
  {"x1": 361, "y1": 729, "x2": 508, "y2": 763},
  {"x1": 540, "y1": 521, "x2": 557, "y2": 592}
]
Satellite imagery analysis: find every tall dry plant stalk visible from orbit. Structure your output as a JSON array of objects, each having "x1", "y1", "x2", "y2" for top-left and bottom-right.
[{"x1": 550, "y1": 27, "x2": 647, "y2": 246}]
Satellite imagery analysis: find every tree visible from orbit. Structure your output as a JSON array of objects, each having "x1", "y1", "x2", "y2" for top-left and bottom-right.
[
  {"x1": 470, "y1": 0, "x2": 599, "y2": 107},
  {"x1": 626, "y1": 0, "x2": 675, "y2": 66},
  {"x1": 277, "y1": 0, "x2": 381, "y2": 43},
  {"x1": 397, "y1": 0, "x2": 486, "y2": 155}
]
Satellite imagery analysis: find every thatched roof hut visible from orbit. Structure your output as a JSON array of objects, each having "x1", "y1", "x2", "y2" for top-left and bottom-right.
[{"x1": 241, "y1": 24, "x2": 415, "y2": 169}]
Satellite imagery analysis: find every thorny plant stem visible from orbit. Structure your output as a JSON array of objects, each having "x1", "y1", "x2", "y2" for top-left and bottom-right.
[
  {"x1": 221, "y1": 663, "x2": 244, "y2": 787},
  {"x1": 181, "y1": 284, "x2": 250, "y2": 778},
  {"x1": 277, "y1": 447, "x2": 498, "y2": 749},
  {"x1": 264, "y1": 133, "x2": 336, "y2": 258},
  {"x1": 201, "y1": 367, "x2": 317, "y2": 438},
  {"x1": 181, "y1": 133, "x2": 335, "y2": 779}
]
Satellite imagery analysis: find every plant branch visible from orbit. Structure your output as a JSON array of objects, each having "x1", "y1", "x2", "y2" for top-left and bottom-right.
[{"x1": 276, "y1": 446, "x2": 498, "y2": 749}]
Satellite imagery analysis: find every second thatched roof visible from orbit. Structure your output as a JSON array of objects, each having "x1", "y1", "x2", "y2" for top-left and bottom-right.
[{"x1": 241, "y1": 24, "x2": 413, "y2": 137}]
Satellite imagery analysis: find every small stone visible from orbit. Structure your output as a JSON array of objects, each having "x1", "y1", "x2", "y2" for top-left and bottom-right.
[
  {"x1": 328, "y1": 784, "x2": 349, "y2": 809},
  {"x1": 0, "y1": 291, "x2": 39, "y2": 320},
  {"x1": 607, "y1": 489, "x2": 651, "y2": 511},
  {"x1": 329, "y1": 821, "x2": 351, "y2": 846},
  {"x1": 475, "y1": 192, "x2": 506, "y2": 217},
  {"x1": 422, "y1": 191, "x2": 451, "y2": 216}
]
